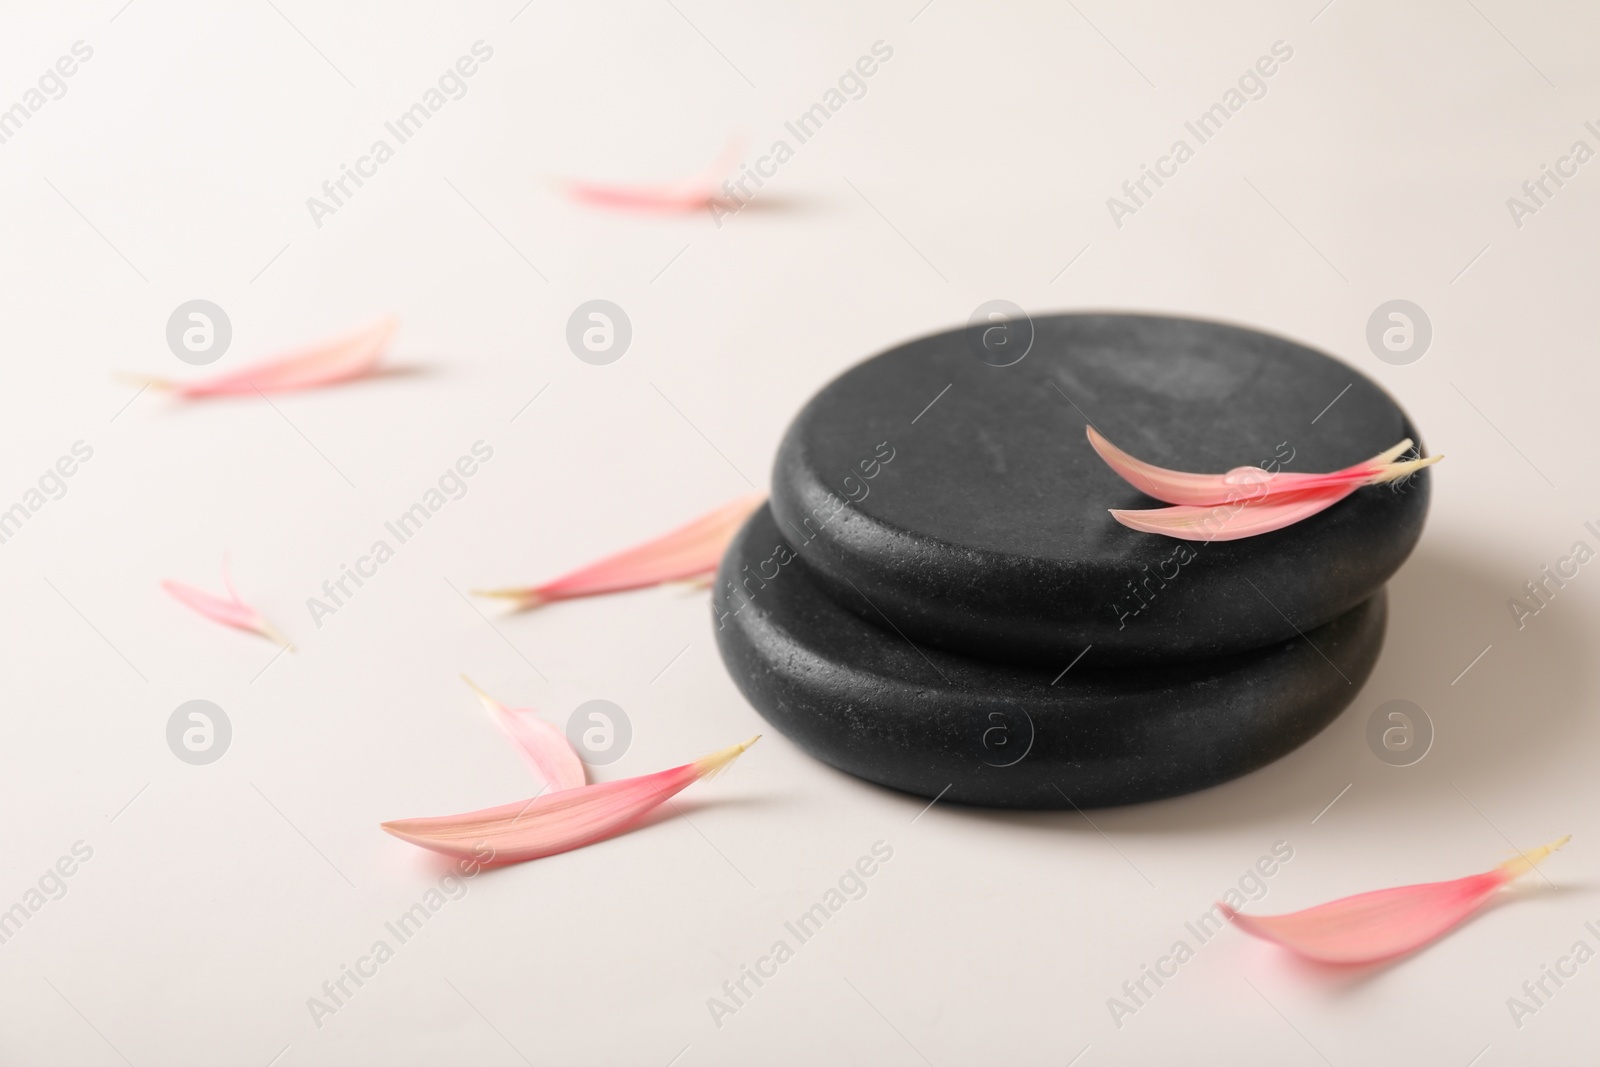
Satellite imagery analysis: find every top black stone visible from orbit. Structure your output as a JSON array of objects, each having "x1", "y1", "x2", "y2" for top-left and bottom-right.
[{"x1": 769, "y1": 312, "x2": 1429, "y2": 666}]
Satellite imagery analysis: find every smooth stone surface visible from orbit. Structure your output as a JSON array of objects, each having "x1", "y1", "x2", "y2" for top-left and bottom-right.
[
  {"x1": 770, "y1": 312, "x2": 1428, "y2": 667},
  {"x1": 715, "y1": 505, "x2": 1386, "y2": 809}
]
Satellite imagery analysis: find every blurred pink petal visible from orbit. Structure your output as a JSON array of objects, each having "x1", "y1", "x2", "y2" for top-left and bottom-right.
[
  {"x1": 382, "y1": 736, "x2": 759, "y2": 864},
  {"x1": 162, "y1": 562, "x2": 291, "y2": 650},
  {"x1": 461, "y1": 676, "x2": 586, "y2": 792},
  {"x1": 475, "y1": 491, "x2": 765, "y2": 610},
  {"x1": 1088, "y1": 427, "x2": 1435, "y2": 507},
  {"x1": 554, "y1": 138, "x2": 744, "y2": 213},
  {"x1": 131, "y1": 317, "x2": 397, "y2": 399},
  {"x1": 1223, "y1": 837, "x2": 1568, "y2": 965}
]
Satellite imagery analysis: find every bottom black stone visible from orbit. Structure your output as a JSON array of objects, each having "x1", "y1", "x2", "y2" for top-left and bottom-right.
[{"x1": 713, "y1": 505, "x2": 1386, "y2": 809}]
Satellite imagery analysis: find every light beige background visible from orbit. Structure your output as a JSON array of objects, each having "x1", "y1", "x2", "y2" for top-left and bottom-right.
[{"x1": 0, "y1": 1, "x2": 1595, "y2": 1063}]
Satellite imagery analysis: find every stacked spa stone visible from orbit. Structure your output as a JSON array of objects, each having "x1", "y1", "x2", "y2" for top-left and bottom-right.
[{"x1": 713, "y1": 314, "x2": 1429, "y2": 809}]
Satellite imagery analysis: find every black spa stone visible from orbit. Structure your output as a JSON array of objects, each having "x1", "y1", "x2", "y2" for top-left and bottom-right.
[
  {"x1": 770, "y1": 312, "x2": 1428, "y2": 667},
  {"x1": 714, "y1": 505, "x2": 1386, "y2": 809}
]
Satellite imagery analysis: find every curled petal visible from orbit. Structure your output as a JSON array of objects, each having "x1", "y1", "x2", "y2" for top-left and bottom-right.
[
  {"x1": 130, "y1": 317, "x2": 397, "y2": 399},
  {"x1": 162, "y1": 563, "x2": 292, "y2": 650},
  {"x1": 475, "y1": 491, "x2": 765, "y2": 610},
  {"x1": 1087, "y1": 426, "x2": 1437, "y2": 508},
  {"x1": 461, "y1": 676, "x2": 586, "y2": 792},
  {"x1": 1223, "y1": 837, "x2": 1569, "y2": 964},
  {"x1": 553, "y1": 138, "x2": 745, "y2": 212},
  {"x1": 382, "y1": 736, "x2": 759, "y2": 864}
]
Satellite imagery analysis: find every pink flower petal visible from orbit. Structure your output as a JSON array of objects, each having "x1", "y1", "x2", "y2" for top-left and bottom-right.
[
  {"x1": 475, "y1": 491, "x2": 765, "y2": 610},
  {"x1": 381, "y1": 736, "x2": 759, "y2": 864},
  {"x1": 1109, "y1": 484, "x2": 1361, "y2": 541},
  {"x1": 1223, "y1": 837, "x2": 1568, "y2": 964},
  {"x1": 461, "y1": 676, "x2": 586, "y2": 792},
  {"x1": 128, "y1": 317, "x2": 398, "y2": 399},
  {"x1": 554, "y1": 138, "x2": 745, "y2": 213},
  {"x1": 1087, "y1": 427, "x2": 1434, "y2": 507},
  {"x1": 162, "y1": 563, "x2": 292, "y2": 650}
]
